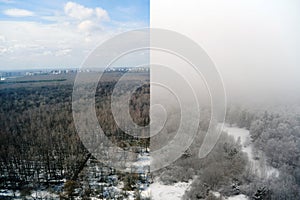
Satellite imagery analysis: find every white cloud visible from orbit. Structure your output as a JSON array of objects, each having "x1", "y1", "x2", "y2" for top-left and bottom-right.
[
  {"x1": 0, "y1": 20, "x2": 112, "y2": 68},
  {"x1": 0, "y1": 47, "x2": 8, "y2": 55},
  {"x1": 63, "y1": 2, "x2": 110, "y2": 35},
  {"x1": 55, "y1": 48, "x2": 72, "y2": 56},
  {"x1": 64, "y1": 1, "x2": 109, "y2": 23},
  {"x1": 0, "y1": 35, "x2": 6, "y2": 42},
  {"x1": 3, "y1": 8, "x2": 34, "y2": 17},
  {"x1": 77, "y1": 20, "x2": 94, "y2": 32},
  {"x1": 64, "y1": 2, "x2": 93, "y2": 20},
  {"x1": 64, "y1": 2, "x2": 109, "y2": 22},
  {"x1": 0, "y1": 0, "x2": 15, "y2": 3},
  {"x1": 95, "y1": 7, "x2": 109, "y2": 21},
  {"x1": 42, "y1": 50, "x2": 52, "y2": 56}
]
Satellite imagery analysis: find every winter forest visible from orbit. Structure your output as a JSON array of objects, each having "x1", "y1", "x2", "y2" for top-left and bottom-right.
[
  {"x1": 0, "y1": 72, "x2": 299, "y2": 200},
  {"x1": 1, "y1": 0, "x2": 300, "y2": 199}
]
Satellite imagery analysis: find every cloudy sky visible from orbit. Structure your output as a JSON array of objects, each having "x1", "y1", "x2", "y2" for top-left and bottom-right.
[{"x1": 0, "y1": 0, "x2": 149, "y2": 69}]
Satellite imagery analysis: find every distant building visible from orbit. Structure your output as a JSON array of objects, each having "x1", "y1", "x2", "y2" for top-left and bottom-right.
[
  {"x1": 26, "y1": 72, "x2": 34, "y2": 76},
  {"x1": 51, "y1": 70, "x2": 61, "y2": 75},
  {"x1": 105, "y1": 67, "x2": 149, "y2": 73}
]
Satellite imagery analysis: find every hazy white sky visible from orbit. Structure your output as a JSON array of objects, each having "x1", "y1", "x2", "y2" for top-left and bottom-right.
[{"x1": 151, "y1": 0, "x2": 300, "y2": 104}]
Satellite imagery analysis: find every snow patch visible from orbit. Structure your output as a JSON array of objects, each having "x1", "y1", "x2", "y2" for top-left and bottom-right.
[
  {"x1": 150, "y1": 180, "x2": 192, "y2": 200},
  {"x1": 226, "y1": 194, "x2": 249, "y2": 200}
]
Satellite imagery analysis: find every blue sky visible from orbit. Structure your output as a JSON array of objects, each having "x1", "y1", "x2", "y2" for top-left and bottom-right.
[
  {"x1": 0, "y1": 0, "x2": 149, "y2": 24},
  {"x1": 0, "y1": 0, "x2": 149, "y2": 69}
]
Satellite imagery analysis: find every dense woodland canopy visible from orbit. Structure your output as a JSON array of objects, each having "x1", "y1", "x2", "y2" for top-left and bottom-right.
[
  {"x1": 0, "y1": 72, "x2": 150, "y2": 199},
  {"x1": 0, "y1": 73, "x2": 299, "y2": 199},
  {"x1": 225, "y1": 106, "x2": 300, "y2": 199}
]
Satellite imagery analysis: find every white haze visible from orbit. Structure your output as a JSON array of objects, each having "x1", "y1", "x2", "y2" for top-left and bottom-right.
[{"x1": 151, "y1": 0, "x2": 300, "y2": 106}]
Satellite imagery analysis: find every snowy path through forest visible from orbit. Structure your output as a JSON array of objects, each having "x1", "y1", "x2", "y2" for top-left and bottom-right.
[
  {"x1": 150, "y1": 124, "x2": 280, "y2": 200},
  {"x1": 222, "y1": 124, "x2": 279, "y2": 179}
]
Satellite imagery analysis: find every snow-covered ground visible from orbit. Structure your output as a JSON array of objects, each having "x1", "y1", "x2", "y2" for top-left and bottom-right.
[
  {"x1": 150, "y1": 180, "x2": 192, "y2": 200},
  {"x1": 31, "y1": 190, "x2": 60, "y2": 199},
  {"x1": 227, "y1": 194, "x2": 249, "y2": 200},
  {"x1": 212, "y1": 191, "x2": 249, "y2": 200},
  {"x1": 150, "y1": 179, "x2": 249, "y2": 200},
  {"x1": 0, "y1": 189, "x2": 20, "y2": 197},
  {"x1": 0, "y1": 125, "x2": 280, "y2": 200},
  {"x1": 222, "y1": 124, "x2": 279, "y2": 178},
  {"x1": 131, "y1": 152, "x2": 150, "y2": 173},
  {"x1": 0, "y1": 189, "x2": 59, "y2": 199}
]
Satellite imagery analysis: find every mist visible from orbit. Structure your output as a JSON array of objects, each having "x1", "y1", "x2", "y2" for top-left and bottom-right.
[{"x1": 151, "y1": 0, "x2": 300, "y2": 107}]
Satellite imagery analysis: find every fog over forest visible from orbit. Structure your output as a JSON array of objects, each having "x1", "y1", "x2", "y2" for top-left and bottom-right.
[{"x1": 151, "y1": 0, "x2": 300, "y2": 108}]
